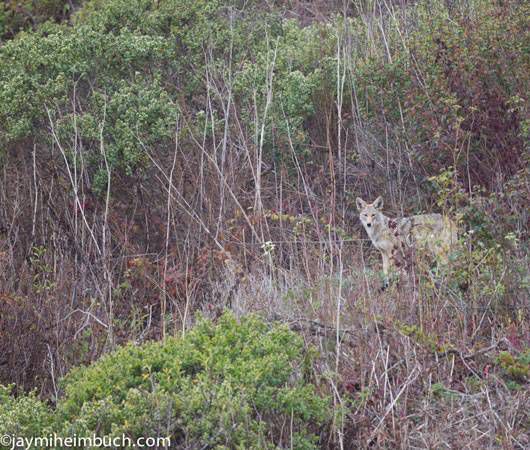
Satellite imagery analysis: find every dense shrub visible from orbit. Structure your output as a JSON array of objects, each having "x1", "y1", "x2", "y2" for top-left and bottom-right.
[
  {"x1": 58, "y1": 312, "x2": 329, "y2": 449},
  {"x1": 0, "y1": 313, "x2": 330, "y2": 449},
  {"x1": 353, "y1": 0, "x2": 529, "y2": 191},
  {"x1": 0, "y1": 385, "x2": 53, "y2": 439}
]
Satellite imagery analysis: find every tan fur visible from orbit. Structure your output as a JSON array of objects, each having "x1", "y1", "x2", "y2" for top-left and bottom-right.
[{"x1": 356, "y1": 196, "x2": 458, "y2": 288}]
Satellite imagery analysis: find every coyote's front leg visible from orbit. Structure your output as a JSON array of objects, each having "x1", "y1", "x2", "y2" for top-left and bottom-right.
[{"x1": 381, "y1": 252, "x2": 390, "y2": 290}]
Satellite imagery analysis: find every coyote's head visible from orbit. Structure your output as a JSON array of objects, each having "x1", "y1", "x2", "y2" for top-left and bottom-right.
[{"x1": 356, "y1": 196, "x2": 384, "y2": 230}]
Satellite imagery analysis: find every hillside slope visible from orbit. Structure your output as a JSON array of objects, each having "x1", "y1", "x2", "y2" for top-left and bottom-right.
[{"x1": 0, "y1": 0, "x2": 528, "y2": 448}]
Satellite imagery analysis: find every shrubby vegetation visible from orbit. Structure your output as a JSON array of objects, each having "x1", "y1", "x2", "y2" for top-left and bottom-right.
[
  {"x1": 0, "y1": 1, "x2": 79, "y2": 39},
  {"x1": 0, "y1": 385, "x2": 53, "y2": 440},
  {"x1": 0, "y1": 0, "x2": 528, "y2": 448},
  {"x1": 1, "y1": 313, "x2": 329, "y2": 449}
]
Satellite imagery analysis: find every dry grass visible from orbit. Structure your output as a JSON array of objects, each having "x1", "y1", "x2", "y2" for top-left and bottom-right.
[{"x1": 209, "y1": 244, "x2": 530, "y2": 449}]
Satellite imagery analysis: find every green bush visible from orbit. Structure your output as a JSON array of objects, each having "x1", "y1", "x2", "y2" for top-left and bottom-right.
[
  {"x1": 496, "y1": 350, "x2": 530, "y2": 383},
  {"x1": 0, "y1": 0, "x2": 281, "y2": 180},
  {"x1": 233, "y1": 18, "x2": 335, "y2": 164},
  {"x1": 0, "y1": 314, "x2": 329, "y2": 449},
  {"x1": 0, "y1": 385, "x2": 53, "y2": 439},
  {"x1": 54, "y1": 312, "x2": 329, "y2": 449}
]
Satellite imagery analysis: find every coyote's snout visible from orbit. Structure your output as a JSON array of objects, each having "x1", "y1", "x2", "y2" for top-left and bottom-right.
[{"x1": 356, "y1": 196, "x2": 458, "y2": 289}]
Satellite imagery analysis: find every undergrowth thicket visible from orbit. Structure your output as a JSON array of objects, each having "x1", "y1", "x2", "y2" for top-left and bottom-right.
[{"x1": 0, "y1": 0, "x2": 528, "y2": 448}]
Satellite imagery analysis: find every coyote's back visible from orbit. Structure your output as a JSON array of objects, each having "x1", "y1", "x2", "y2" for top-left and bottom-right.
[{"x1": 398, "y1": 213, "x2": 458, "y2": 260}]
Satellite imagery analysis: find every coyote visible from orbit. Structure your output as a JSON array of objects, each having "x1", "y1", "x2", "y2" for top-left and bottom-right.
[{"x1": 356, "y1": 196, "x2": 458, "y2": 289}]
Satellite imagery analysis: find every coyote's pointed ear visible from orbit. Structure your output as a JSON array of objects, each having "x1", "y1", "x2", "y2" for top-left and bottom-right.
[
  {"x1": 356, "y1": 197, "x2": 366, "y2": 211},
  {"x1": 373, "y1": 196, "x2": 383, "y2": 210}
]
